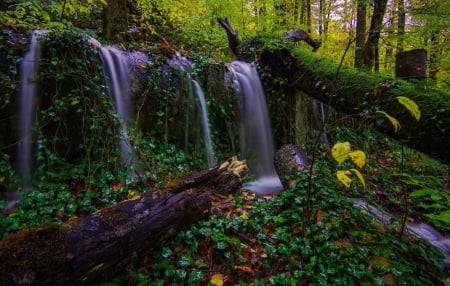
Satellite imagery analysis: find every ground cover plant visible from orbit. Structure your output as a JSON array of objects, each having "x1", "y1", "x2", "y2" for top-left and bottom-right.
[{"x1": 0, "y1": 117, "x2": 449, "y2": 285}]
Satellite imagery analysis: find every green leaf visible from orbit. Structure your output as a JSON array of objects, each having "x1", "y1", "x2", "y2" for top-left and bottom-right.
[
  {"x1": 427, "y1": 210, "x2": 450, "y2": 224},
  {"x1": 410, "y1": 188, "x2": 440, "y2": 198},
  {"x1": 375, "y1": 111, "x2": 401, "y2": 132},
  {"x1": 397, "y1": 96, "x2": 421, "y2": 121}
]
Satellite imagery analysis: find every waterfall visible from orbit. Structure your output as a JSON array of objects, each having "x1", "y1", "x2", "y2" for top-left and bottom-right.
[
  {"x1": 17, "y1": 30, "x2": 47, "y2": 187},
  {"x1": 192, "y1": 79, "x2": 216, "y2": 167},
  {"x1": 226, "y1": 61, "x2": 283, "y2": 195},
  {"x1": 167, "y1": 53, "x2": 216, "y2": 167},
  {"x1": 98, "y1": 46, "x2": 135, "y2": 166}
]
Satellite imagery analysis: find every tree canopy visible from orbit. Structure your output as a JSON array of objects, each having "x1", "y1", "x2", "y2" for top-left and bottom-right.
[{"x1": 1, "y1": 0, "x2": 449, "y2": 87}]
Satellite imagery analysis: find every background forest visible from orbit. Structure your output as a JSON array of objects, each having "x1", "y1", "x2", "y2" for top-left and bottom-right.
[
  {"x1": 1, "y1": 0, "x2": 450, "y2": 86},
  {"x1": 1, "y1": 0, "x2": 450, "y2": 285}
]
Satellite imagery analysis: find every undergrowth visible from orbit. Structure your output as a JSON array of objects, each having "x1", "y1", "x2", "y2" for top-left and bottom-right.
[{"x1": 108, "y1": 162, "x2": 446, "y2": 285}]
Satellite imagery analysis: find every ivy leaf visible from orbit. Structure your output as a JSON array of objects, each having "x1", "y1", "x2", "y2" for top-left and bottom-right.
[
  {"x1": 210, "y1": 273, "x2": 224, "y2": 286},
  {"x1": 375, "y1": 111, "x2": 401, "y2": 132},
  {"x1": 336, "y1": 170, "x2": 352, "y2": 188},
  {"x1": 349, "y1": 150, "x2": 366, "y2": 168},
  {"x1": 397, "y1": 96, "x2": 421, "y2": 121},
  {"x1": 350, "y1": 168, "x2": 366, "y2": 190},
  {"x1": 331, "y1": 142, "x2": 351, "y2": 164}
]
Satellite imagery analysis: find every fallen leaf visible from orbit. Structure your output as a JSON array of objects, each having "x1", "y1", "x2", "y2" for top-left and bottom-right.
[
  {"x1": 210, "y1": 273, "x2": 224, "y2": 286},
  {"x1": 316, "y1": 209, "x2": 323, "y2": 222},
  {"x1": 372, "y1": 255, "x2": 391, "y2": 267},
  {"x1": 235, "y1": 265, "x2": 254, "y2": 274},
  {"x1": 383, "y1": 273, "x2": 396, "y2": 285}
]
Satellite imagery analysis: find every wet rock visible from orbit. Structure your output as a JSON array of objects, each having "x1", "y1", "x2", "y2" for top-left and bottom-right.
[
  {"x1": 274, "y1": 144, "x2": 308, "y2": 188},
  {"x1": 124, "y1": 50, "x2": 149, "y2": 97}
]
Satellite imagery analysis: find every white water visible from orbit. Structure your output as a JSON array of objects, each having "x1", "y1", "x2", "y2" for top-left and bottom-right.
[
  {"x1": 192, "y1": 79, "x2": 216, "y2": 167},
  {"x1": 167, "y1": 53, "x2": 216, "y2": 167},
  {"x1": 226, "y1": 61, "x2": 283, "y2": 195},
  {"x1": 17, "y1": 30, "x2": 47, "y2": 186},
  {"x1": 98, "y1": 46, "x2": 135, "y2": 166}
]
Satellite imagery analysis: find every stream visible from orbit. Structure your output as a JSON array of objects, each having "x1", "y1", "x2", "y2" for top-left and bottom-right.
[{"x1": 354, "y1": 199, "x2": 450, "y2": 267}]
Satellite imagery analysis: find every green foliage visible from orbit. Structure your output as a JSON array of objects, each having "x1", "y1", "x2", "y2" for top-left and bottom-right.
[
  {"x1": 128, "y1": 166, "x2": 445, "y2": 285},
  {"x1": 0, "y1": 0, "x2": 103, "y2": 29}
]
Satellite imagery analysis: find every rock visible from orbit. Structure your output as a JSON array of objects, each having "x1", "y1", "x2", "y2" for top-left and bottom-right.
[{"x1": 274, "y1": 144, "x2": 308, "y2": 188}]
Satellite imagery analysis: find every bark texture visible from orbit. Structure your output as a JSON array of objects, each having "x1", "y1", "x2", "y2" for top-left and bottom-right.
[
  {"x1": 0, "y1": 157, "x2": 247, "y2": 285},
  {"x1": 103, "y1": 0, "x2": 129, "y2": 41}
]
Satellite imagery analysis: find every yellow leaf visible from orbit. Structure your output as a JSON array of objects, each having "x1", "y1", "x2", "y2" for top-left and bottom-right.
[
  {"x1": 210, "y1": 273, "x2": 224, "y2": 286},
  {"x1": 240, "y1": 211, "x2": 249, "y2": 220},
  {"x1": 375, "y1": 111, "x2": 401, "y2": 132},
  {"x1": 331, "y1": 142, "x2": 351, "y2": 164},
  {"x1": 127, "y1": 190, "x2": 138, "y2": 200},
  {"x1": 349, "y1": 150, "x2": 366, "y2": 168},
  {"x1": 350, "y1": 169, "x2": 366, "y2": 190},
  {"x1": 396, "y1": 96, "x2": 421, "y2": 121},
  {"x1": 336, "y1": 170, "x2": 352, "y2": 188},
  {"x1": 0, "y1": 176, "x2": 4, "y2": 183}
]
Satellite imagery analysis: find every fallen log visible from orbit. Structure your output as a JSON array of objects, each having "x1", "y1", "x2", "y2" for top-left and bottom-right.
[
  {"x1": 0, "y1": 157, "x2": 247, "y2": 286},
  {"x1": 257, "y1": 47, "x2": 450, "y2": 164},
  {"x1": 217, "y1": 19, "x2": 450, "y2": 164}
]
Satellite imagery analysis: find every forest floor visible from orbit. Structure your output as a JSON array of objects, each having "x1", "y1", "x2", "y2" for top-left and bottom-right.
[{"x1": 101, "y1": 135, "x2": 450, "y2": 285}]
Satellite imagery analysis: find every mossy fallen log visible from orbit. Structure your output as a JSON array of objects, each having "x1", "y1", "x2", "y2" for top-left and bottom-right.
[
  {"x1": 0, "y1": 157, "x2": 247, "y2": 285},
  {"x1": 218, "y1": 19, "x2": 449, "y2": 163},
  {"x1": 256, "y1": 45, "x2": 450, "y2": 164}
]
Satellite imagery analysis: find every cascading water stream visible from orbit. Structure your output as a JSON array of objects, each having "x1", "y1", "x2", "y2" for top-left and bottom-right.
[
  {"x1": 98, "y1": 45, "x2": 135, "y2": 167},
  {"x1": 192, "y1": 79, "x2": 216, "y2": 167},
  {"x1": 354, "y1": 199, "x2": 450, "y2": 267},
  {"x1": 226, "y1": 61, "x2": 283, "y2": 195},
  {"x1": 167, "y1": 53, "x2": 216, "y2": 167},
  {"x1": 17, "y1": 30, "x2": 47, "y2": 187}
]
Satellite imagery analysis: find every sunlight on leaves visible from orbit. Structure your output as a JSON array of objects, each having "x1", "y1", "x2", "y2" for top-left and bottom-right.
[
  {"x1": 349, "y1": 150, "x2": 366, "y2": 168},
  {"x1": 331, "y1": 142, "x2": 351, "y2": 164},
  {"x1": 336, "y1": 170, "x2": 352, "y2": 188},
  {"x1": 375, "y1": 111, "x2": 401, "y2": 132},
  {"x1": 210, "y1": 273, "x2": 224, "y2": 286},
  {"x1": 397, "y1": 96, "x2": 421, "y2": 121}
]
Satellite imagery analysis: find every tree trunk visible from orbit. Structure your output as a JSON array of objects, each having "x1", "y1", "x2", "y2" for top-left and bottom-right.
[
  {"x1": 396, "y1": 0, "x2": 405, "y2": 53},
  {"x1": 362, "y1": 0, "x2": 388, "y2": 70},
  {"x1": 103, "y1": 0, "x2": 129, "y2": 41},
  {"x1": 0, "y1": 157, "x2": 247, "y2": 285},
  {"x1": 354, "y1": 0, "x2": 367, "y2": 68}
]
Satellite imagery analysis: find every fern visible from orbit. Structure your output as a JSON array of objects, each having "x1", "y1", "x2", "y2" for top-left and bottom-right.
[{"x1": 396, "y1": 96, "x2": 421, "y2": 121}]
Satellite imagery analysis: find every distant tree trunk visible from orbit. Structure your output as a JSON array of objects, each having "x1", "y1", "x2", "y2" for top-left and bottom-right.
[
  {"x1": 362, "y1": 0, "x2": 388, "y2": 71},
  {"x1": 384, "y1": 7, "x2": 395, "y2": 69},
  {"x1": 428, "y1": 30, "x2": 440, "y2": 81},
  {"x1": 103, "y1": 0, "x2": 129, "y2": 41},
  {"x1": 396, "y1": 0, "x2": 405, "y2": 53},
  {"x1": 306, "y1": 0, "x2": 311, "y2": 31},
  {"x1": 354, "y1": 0, "x2": 367, "y2": 68}
]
